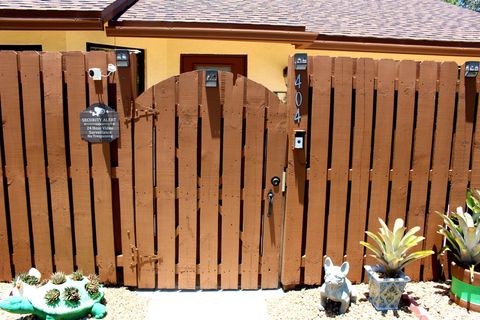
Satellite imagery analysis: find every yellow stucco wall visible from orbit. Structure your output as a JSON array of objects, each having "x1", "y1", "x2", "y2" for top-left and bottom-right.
[{"x1": 0, "y1": 30, "x2": 477, "y2": 92}]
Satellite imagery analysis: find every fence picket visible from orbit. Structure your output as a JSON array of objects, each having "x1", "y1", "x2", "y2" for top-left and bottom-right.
[
  {"x1": 86, "y1": 52, "x2": 116, "y2": 283},
  {"x1": 0, "y1": 51, "x2": 31, "y2": 273},
  {"x1": 42, "y1": 52, "x2": 74, "y2": 273},
  {"x1": 64, "y1": 52, "x2": 96, "y2": 275},
  {"x1": 18, "y1": 51, "x2": 53, "y2": 275},
  {"x1": 389, "y1": 60, "x2": 416, "y2": 224},
  {"x1": 405, "y1": 61, "x2": 438, "y2": 280},
  {"x1": 326, "y1": 57, "x2": 353, "y2": 265},
  {"x1": 345, "y1": 58, "x2": 375, "y2": 283},
  {"x1": 220, "y1": 74, "x2": 243, "y2": 289},
  {"x1": 155, "y1": 77, "x2": 176, "y2": 289},
  {"x1": 177, "y1": 71, "x2": 199, "y2": 289},
  {"x1": 423, "y1": 62, "x2": 458, "y2": 280}
]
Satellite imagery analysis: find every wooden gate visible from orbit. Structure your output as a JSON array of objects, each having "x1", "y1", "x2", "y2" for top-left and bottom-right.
[{"x1": 132, "y1": 71, "x2": 287, "y2": 289}]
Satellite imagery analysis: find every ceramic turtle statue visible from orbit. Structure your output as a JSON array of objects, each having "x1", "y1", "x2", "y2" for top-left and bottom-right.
[{"x1": 0, "y1": 269, "x2": 106, "y2": 320}]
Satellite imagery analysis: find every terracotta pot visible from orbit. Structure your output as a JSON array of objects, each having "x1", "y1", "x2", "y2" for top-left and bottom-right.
[{"x1": 450, "y1": 261, "x2": 480, "y2": 312}]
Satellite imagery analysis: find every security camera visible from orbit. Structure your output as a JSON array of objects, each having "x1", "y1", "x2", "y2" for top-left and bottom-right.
[{"x1": 88, "y1": 68, "x2": 102, "y2": 81}]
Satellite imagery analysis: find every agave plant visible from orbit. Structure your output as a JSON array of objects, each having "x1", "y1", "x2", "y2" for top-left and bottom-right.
[
  {"x1": 360, "y1": 218, "x2": 434, "y2": 277},
  {"x1": 437, "y1": 206, "x2": 480, "y2": 274}
]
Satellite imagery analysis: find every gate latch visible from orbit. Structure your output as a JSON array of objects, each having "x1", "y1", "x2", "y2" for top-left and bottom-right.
[{"x1": 267, "y1": 190, "x2": 274, "y2": 217}]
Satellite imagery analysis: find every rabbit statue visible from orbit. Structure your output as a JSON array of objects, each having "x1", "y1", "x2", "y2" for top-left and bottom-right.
[{"x1": 318, "y1": 257, "x2": 356, "y2": 314}]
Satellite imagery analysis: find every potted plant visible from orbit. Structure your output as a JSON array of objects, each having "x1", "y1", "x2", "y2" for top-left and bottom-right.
[
  {"x1": 437, "y1": 190, "x2": 480, "y2": 312},
  {"x1": 360, "y1": 218, "x2": 433, "y2": 310}
]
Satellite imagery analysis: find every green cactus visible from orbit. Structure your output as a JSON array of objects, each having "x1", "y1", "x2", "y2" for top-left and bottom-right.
[
  {"x1": 44, "y1": 289, "x2": 60, "y2": 305},
  {"x1": 50, "y1": 272, "x2": 66, "y2": 285},
  {"x1": 63, "y1": 287, "x2": 81, "y2": 305},
  {"x1": 71, "y1": 270, "x2": 84, "y2": 281}
]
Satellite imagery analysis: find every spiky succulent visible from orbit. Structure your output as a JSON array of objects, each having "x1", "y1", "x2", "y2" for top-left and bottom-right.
[
  {"x1": 87, "y1": 274, "x2": 99, "y2": 284},
  {"x1": 37, "y1": 279, "x2": 49, "y2": 287},
  {"x1": 438, "y1": 206, "x2": 480, "y2": 274},
  {"x1": 44, "y1": 288, "x2": 60, "y2": 305},
  {"x1": 63, "y1": 287, "x2": 81, "y2": 304},
  {"x1": 465, "y1": 189, "x2": 480, "y2": 223},
  {"x1": 71, "y1": 270, "x2": 84, "y2": 281},
  {"x1": 360, "y1": 218, "x2": 434, "y2": 277},
  {"x1": 50, "y1": 272, "x2": 66, "y2": 285},
  {"x1": 85, "y1": 281, "x2": 100, "y2": 298},
  {"x1": 18, "y1": 273, "x2": 40, "y2": 286}
]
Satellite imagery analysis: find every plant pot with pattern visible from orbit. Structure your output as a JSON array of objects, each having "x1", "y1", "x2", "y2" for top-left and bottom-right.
[
  {"x1": 438, "y1": 190, "x2": 480, "y2": 312},
  {"x1": 361, "y1": 218, "x2": 433, "y2": 311}
]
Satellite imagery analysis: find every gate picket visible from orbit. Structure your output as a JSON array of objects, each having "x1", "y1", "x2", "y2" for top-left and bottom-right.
[
  {"x1": 18, "y1": 52, "x2": 53, "y2": 275},
  {"x1": 86, "y1": 52, "x2": 116, "y2": 283},
  {"x1": 241, "y1": 79, "x2": 266, "y2": 289},
  {"x1": 177, "y1": 71, "x2": 199, "y2": 289},
  {"x1": 345, "y1": 58, "x2": 375, "y2": 283},
  {"x1": 199, "y1": 71, "x2": 221, "y2": 289},
  {"x1": 0, "y1": 51, "x2": 31, "y2": 274},
  {"x1": 155, "y1": 77, "x2": 176, "y2": 289},
  {"x1": 261, "y1": 90, "x2": 287, "y2": 288},
  {"x1": 65, "y1": 52, "x2": 96, "y2": 275},
  {"x1": 220, "y1": 74, "x2": 243, "y2": 289},
  {"x1": 43, "y1": 52, "x2": 74, "y2": 273}
]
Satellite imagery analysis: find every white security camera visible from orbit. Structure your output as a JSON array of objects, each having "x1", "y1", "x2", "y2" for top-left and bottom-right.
[{"x1": 88, "y1": 68, "x2": 102, "y2": 80}]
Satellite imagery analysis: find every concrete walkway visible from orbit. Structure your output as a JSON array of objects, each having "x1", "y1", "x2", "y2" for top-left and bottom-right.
[{"x1": 145, "y1": 289, "x2": 284, "y2": 320}]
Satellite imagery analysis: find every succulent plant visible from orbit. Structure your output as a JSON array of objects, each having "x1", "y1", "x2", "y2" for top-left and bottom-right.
[
  {"x1": 18, "y1": 273, "x2": 39, "y2": 286},
  {"x1": 71, "y1": 270, "x2": 84, "y2": 281},
  {"x1": 87, "y1": 274, "x2": 99, "y2": 284},
  {"x1": 63, "y1": 287, "x2": 81, "y2": 305},
  {"x1": 85, "y1": 281, "x2": 100, "y2": 298},
  {"x1": 437, "y1": 206, "x2": 480, "y2": 274},
  {"x1": 360, "y1": 218, "x2": 434, "y2": 278},
  {"x1": 44, "y1": 288, "x2": 60, "y2": 305},
  {"x1": 37, "y1": 279, "x2": 49, "y2": 287},
  {"x1": 465, "y1": 189, "x2": 480, "y2": 223},
  {"x1": 50, "y1": 272, "x2": 66, "y2": 285}
]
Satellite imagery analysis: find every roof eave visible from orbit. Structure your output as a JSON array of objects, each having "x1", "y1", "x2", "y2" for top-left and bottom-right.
[{"x1": 0, "y1": 18, "x2": 104, "y2": 30}]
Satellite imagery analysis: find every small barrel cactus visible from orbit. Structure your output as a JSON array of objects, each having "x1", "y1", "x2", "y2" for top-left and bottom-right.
[
  {"x1": 63, "y1": 287, "x2": 81, "y2": 305},
  {"x1": 44, "y1": 289, "x2": 60, "y2": 305},
  {"x1": 51, "y1": 272, "x2": 66, "y2": 285},
  {"x1": 71, "y1": 270, "x2": 84, "y2": 281}
]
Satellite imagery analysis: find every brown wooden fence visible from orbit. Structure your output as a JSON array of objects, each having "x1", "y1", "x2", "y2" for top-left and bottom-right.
[
  {"x1": 0, "y1": 51, "x2": 479, "y2": 290},
  {"x1": 281, "y1": 55, "x2": 480, "y2": 287}
]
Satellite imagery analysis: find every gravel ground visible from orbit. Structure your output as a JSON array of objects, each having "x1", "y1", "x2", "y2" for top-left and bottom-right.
[
  {"x1": 0, "y1": 282, "x2": 151, "y2": 320},
  {"x1": 267, "y1": 281, "x2": 480, "y2": 320}
]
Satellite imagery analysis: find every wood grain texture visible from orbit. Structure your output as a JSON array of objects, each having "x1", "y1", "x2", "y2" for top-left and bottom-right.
[
  {"x1": 199, "y1": 71, "x2": 221, "y2": 289},
  {"x1": 155, "y1": 77, "x2": 176, "y2": 289},
  {"x1": 42, "y1": 52, "x2": 74, "y2": 273},
  {"x1": 109, "y1": 52, "x2": 137, "y2": 286},
  {"x1": 405, "y1": 61, "x2": 437, "y2": 280},
  {"x1": 133, "y1": 87, "x2": 155, "y2": 288},
  {"x1": 326, "y1": 57, "x2": 353, "y2": 265},
  {"x1": 261, "y1": 91, "x2": 287, "y2": 288},
  {"x1": 0, "y1": 51, "x2": 32, "y2": 273},
  {"x1": 86, "y1": 51, "x2": 116, "y2": 283},
  {"x1": 281, "y1": 56, "x2": 309, "y2": 287},
  {"x1": 18, "y1": 51, "x2": 53, "y2": 275},
  {"x1": 388, "y1": 60, "x2": 416, "y2": 225},
  {"x1": 220, "y1": 73, "x2": 243, "y2": 289},
  {"x1": 423, "y1": 62, "x2": 457, "y2": 280},
  {"x1": 65, "y1": 52, "x2": 95, "y2": 275},
  {"x1": 241, "y1": 79, "x2": 266, "y2": 289},
  {"x1": 304, "y1": 56, "x2": 332, "y2": 285},
  {"x1": 345, "y1": 58, "x2": 375, "y2": 283},
  {"x1": 177, "y1": 71, "x2": 199, "y2": 289}
]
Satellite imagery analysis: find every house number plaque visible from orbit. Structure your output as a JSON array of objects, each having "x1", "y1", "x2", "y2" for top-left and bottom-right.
[
  {"x1": 80, "y1": 103, "x2": 119, "y2": 143},
  {"x1": 293, "y1": 53, "x2": 307, "y2": 123}
]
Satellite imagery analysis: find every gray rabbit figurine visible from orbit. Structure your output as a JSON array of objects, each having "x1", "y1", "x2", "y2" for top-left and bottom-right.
[{"x1": 318, "y1": 257, "x2": 356, "y2": 314}]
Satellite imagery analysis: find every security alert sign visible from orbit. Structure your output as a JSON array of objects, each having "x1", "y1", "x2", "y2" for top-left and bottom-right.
[{"x1": 80, "y1": 103, "x2": 119, "y2": 143}]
